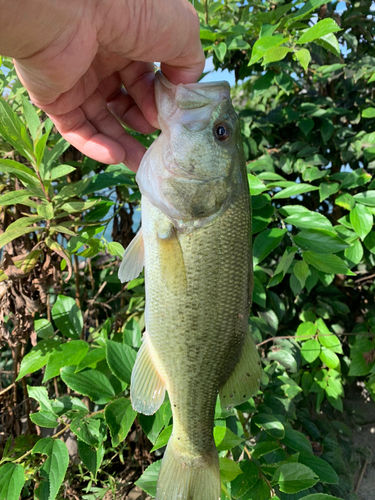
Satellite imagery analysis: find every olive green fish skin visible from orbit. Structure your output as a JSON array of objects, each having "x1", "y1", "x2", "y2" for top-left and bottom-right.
[{"x1": 142, "y1": 185, "x2": 251, "y2": 460}]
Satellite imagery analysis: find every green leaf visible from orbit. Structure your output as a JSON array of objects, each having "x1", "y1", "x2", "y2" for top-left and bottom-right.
[
  {"x1": 107, "y1": 241, "x2": 125, "y2": 258},
  {"x1": 298, "y1": 117, "x2": 314, "y2": 136},
  {"x1": 21, "y1": 95, "x2": 40, "y2": 141},
  {"x1": 77, "y1": 440, "x2": 104, "y2": 477},
  {"x1": 0, "y1": 463, "x2": 25, "y2": 500},
  {"x1": 27, "y1": 386, "x2": 55, "y2": 413},
  {"x1": 106, "y1": 340, "x2": 137, "y2": 384},
  {"x1": 0, "y1": 159, "x2": 41, "y2": 188},
  {"x1": 273, "y1": 184, "x2": 319, "y2": 199},
  {"x1": 293, "y1": 260, "x2": 310, "y2": 289},
  {"x1": 49, "y1": 164, "x2": 76, "y2": 180},
  {"x1": 123, "y1": 318, "x2": 142, "y2": 348},
  {"x1": 37, "y1": 202, "x2": 54, "y2": 220},
  {"x1": 319, "y1": 347, "x2": 340, "y2": 369},
  {"x1": 263, "y1": 46, "x2": 291, "y2": 65},
  {"x1": 219, "y1": 457, "x2": 243, "y2": 483},
  {"x1": 17, "y1": 338, "x2": 61, "y2": 380},
  {"x1": 252, "y1": 441, "x2": 281, "y2": 459},
  {"x1": 105, "y1": 398, "x2": 137, "y2": 447},
  {"x1": 298, "y1": 19, "x2": 341, "y2": 45},
  {"x1": 253, "y1": 228, "x2": 287, "y2": 266},
  {"x1": 0, "y1": 189, "x2": 36, "y2": 207},
  {"x1": 268, "y1": 246, "x2": 297, "y2": 287},
  {"x1": 0, "y1": 226, "x2": 42, "y2": 249},
  {"x1": 43, "y1": 340, "x2": 89, "y2": 381},
  {"x1": 296, "y1": 48, "x2": 311, "y2": 71},
  {"x1": 272, "y1": 463, "x2": 318, "y2": 493},
  {"x1": 135, "y1": 460, "x2": 161, "y2": 498},
  {"x1": 290, "y1": 0, "x2": 328, "y2": 23},
  {"x1": 32, "y1": 438, "x2": 69, "y2": 500},
  {"x1": 76, "y1": 348, "x2": 106, "y2": 372},
  {"x1": 61, "y1": 366, "x2": 116, "y2": 405},
  {"x1": 231, "y1": 460, "x2": 259, "y2": 498},
  {"x1": 314, "y1": 33, "x2": 341, "y2": 57},
  {"x1": 252, "y1": 413, "x2": 285, "y2": 439},
  {"x1": 319, "y1": 182, "x2": 340, "y2": 202},
  {"x1": 345, "y1": 238, "x2": 364, "y2": 266},
  {"x1": 350, "y1": 204, "x2": 373, "y2": 240},
  {"x1": 303, "y1": 251, "x2": 355, "y2": 276},
  {"x1": 362, "y1": 108, "x2": 375, "y2": 118},
  {"x1": 349, "y1": 339, "x2": 375, "y2": 376},
  {"x1": 30, "y1": 411, "x2": 59, "y2": 428},
  {"x1": 213, "y1": 426, "x2": 243, "y2": 451},
  {"x1": 35, "y1": 132, "x2": 50, "y2": 168},
  {"x1": 248, "y1": 174, "x2": 266, "y2": 195},
  {"x1": 296, "y1": 322, "x2": 317, "y2": 341},
  {"x1": 282, "y1": 428, "x2": 313, "y2": 454},
  {"x1": 70, "y1": 415, "x2": 107, "y2": 447},
  {"x1": 301, "y1": 339, "x2": 321, "y2": 363},
  {"x1": 150, "y1": 425, "x2": 173, "y2": 452},
  {"x1": 249, "y1": 36, "x2": 285, "y2": 65},
  {"x1": 316, "y1": 318, "x2": 342, "y2": 353},
  {"x1": 294, "y1": 229, "x2": 349, "y2": 254},
  {"x1": 34, "y1": 318, "x2": 55, "y2": 339},
  {"x1": 44, "y1": 137, "x2": 70, "y2": 168},
  {"x1": 0, "y1": 99, "x2": 34, "y2": 160},
  {"x1": 59, "y1": 200, "x2": 99, "y2": 213},
  {"x1": 353, "y1": 190, "x2": 375, "y2": 207},
  {"x1": 214, "y1": 42, "x2": 227, "y2": 62},
  {"x1": 298, "y1": 453, "x2": 338, "y2": 484},
  {"x1": 51, "y1": 295, "x2": 83, "y2": 339},
  {"x1": 284, "y1": 212, "x2": 333, "y2": 231}
]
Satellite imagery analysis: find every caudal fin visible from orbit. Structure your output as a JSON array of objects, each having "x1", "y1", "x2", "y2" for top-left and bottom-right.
[{"x1": 156, "y1": 437, "x2": 220, "y2": 500}]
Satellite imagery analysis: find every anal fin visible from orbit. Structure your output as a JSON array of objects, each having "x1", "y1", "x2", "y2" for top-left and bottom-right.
[
  {"x1": 219, "y1": 327, "x2": 262, "y2": 409},
  {"x1": 118, "y1": 229, "x2": 144, "y2": 283},
  {"x1": 131, "y1": 332, "x2": 166, "y2": 415}
]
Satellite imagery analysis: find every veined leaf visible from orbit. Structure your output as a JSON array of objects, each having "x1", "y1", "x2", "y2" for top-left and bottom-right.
[
  {"x1": 0, "y1": 226, "x2": 42, "y2": 249},
  {"x1": 106, "y1": 339, "x2": 137, "y2": 385},
  {"x1": 105, "y1": 398, "x2": 138, "y2": 447},
  {"x1": 43, "y1": 340, "x2": 89, "y2": 381},
  {"x1": 17, "y1": 338, "x2": 61, "y2": 380},
  {"x1": 273, "y1": 183, "x2": 319, "y2": 199},
  {"x1": 0, "y1": 99, "x2": 34, "y2": 161},
  {"x1": 51, "y1": 295, "x2": 82, "y2": 338},
  {"x1": 249, "y1": 36, "x2": 286, "y2": 65},
  {"x1": 0, "y1": 463, "x2": 25, "y2": 500},
  {"x1": 298, "y1": 19, "x2": 341, "y2": 45},
  {"x1": 61, "y1": 366, "x2": 116, "y2": 405},
  {"x1": 0, "y1": 159, "x2": 39, "y2": 187},
  {"x1": 272, "y1": 463, "x2": 318, "y2": 493},
  {"x1": 294, "y1": 229, "x2": 349, "y2": 254},
  {"x1": 32, "y1": 438, "x2": 69, "y2": 500}
]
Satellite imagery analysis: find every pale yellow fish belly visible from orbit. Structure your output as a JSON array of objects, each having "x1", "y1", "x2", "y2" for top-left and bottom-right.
[{"x1": 142, "y1": 189, "x2": 251, "y2": 459}]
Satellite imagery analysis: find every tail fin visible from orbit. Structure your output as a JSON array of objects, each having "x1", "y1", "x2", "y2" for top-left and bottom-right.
[{"x1": 155, "y1": 437, "x2": 220, "y2": 500}]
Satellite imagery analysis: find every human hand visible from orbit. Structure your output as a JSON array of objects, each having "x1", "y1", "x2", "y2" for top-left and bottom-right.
[{"x1": 2, "y1": 0, "x2": 204, "y2": 171}]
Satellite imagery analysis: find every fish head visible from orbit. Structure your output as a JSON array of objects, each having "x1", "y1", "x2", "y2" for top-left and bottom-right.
[{"x1": 136, "y1": 72, "x2": 246, "y2": 225}]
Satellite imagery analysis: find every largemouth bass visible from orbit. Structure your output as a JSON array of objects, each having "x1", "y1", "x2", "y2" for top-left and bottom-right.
[{"x1": 119, "y1": 72, "x2": 261, "y2": 500}]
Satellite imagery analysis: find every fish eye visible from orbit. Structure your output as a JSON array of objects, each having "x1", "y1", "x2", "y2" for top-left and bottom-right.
[{"x1": 214, "y1": 122, "x2": 231, "y2": 142}]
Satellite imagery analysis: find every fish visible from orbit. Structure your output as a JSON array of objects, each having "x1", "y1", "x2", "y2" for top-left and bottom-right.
[{"x1": 118, "y1": 71, "x2": 261, "y2": 500}]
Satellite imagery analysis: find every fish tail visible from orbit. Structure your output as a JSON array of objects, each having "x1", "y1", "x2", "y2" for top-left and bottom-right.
[{"x1": 156, "y1": 437, "x2": 220, "y2": 500}]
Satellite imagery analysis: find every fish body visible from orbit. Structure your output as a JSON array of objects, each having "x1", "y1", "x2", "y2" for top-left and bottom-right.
[{"x1": 119, "y1": 72, "x2": 261, "y2": 500}]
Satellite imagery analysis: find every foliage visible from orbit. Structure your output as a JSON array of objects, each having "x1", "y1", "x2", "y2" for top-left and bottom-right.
[{"x1": 1, "y1": 0, "x2": 375, "y2": 499}]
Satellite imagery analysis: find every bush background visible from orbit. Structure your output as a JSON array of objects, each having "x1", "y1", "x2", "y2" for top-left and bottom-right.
[{"x1": 1, "y1": 0, "x2": 375, "y2": 499}]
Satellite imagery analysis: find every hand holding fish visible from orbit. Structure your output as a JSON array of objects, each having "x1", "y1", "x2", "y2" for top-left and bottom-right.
[{"x1": 0, "y1": 0, "x2": 205, "y2": 170}]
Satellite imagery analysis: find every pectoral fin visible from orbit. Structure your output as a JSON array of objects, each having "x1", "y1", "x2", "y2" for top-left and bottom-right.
[
  {"x1": 131, "y1": 332, "x2": 166, "y2": 415},
  {"x1": 219, "y1": 328, "x2": 262, "y2": 408},
  {"x1": 118, "y1": 229, "x2": 144, "y2": 283},
  {"x1": 156, "y1": 221, "x2": 187, "y2": 290}
]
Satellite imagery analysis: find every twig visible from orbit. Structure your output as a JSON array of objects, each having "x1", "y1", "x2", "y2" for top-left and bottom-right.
[
  {"x1": 355, "y1": 273, "x2": 375, "y2": 284},
  {"x1": 355, "y1": 460, "x2": 368, "y2": 493},
  {"x1": 0, "y1": 381, "x2": 15, "y2": 396},
  {"x1": 257, "y1": 331, "x2": 373, "y2": 348}
]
